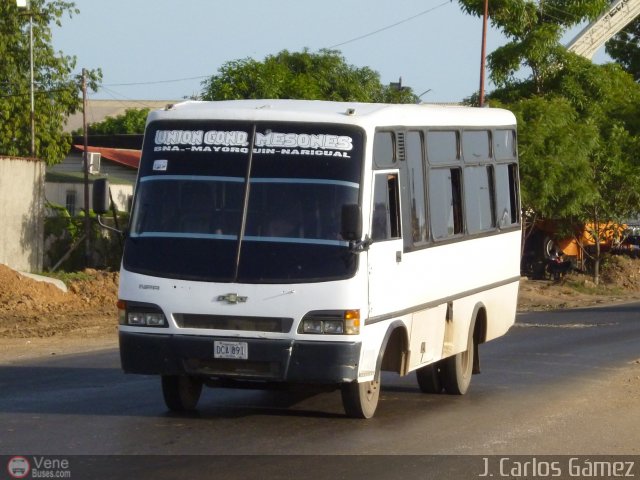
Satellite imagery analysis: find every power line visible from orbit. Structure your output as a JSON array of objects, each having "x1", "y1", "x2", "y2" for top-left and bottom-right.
[
  {"x1": 102, "y1": 75, "x2": 210, "y2": 87},
  {"x1": 0, "y1": 79, "x2": 199, "y2": 100},
  {"x1": 327, "y1": 1, "x2": 452, "y2": 49},
  {"x1": 77, "y1": 3, "x2": 452, "y2": 93},
  {"x1": 3, "y1": 4, "x2": 456, "y2": 100},
  {"x1": 90, "y1": 2, "x2": 456, "y2": 91},
  {"x1": 97, "y1": 85, "x2": 172, "y2": 106},
  {"x1": 0, "y1": 86, "x2": 74, "y2": 100},
  {"x1": 539, "y1": 3, "x2": 583, "y2": 24}
]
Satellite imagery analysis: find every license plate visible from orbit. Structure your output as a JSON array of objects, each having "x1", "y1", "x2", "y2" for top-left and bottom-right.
[{"x1": 214, "y1": 341, "x2": 248, "y2": 360}]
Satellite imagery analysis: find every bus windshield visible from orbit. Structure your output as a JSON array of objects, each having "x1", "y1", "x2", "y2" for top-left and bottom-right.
[{"x1": 124, "y1": 121, "x2": 363, "y2": 283}]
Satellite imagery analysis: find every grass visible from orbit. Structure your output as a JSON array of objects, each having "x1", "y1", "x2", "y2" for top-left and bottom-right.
[
  {"x1": 38, "y1": 270, "x2": 95, "y2": 285},
  {"x1": 563, "y1": 274, "x2": 626, "y2": 296}
]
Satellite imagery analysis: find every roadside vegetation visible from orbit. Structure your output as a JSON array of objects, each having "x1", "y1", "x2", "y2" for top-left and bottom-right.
[{"x1": 518, "y1": 254, "x2": 640, "y2": 311}]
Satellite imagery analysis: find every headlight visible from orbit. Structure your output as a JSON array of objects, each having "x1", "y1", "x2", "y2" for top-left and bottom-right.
[
  {"x1": 118, "y1": 300, "x2": 168, "y2": 327},
  {"x1": 302, "y1": 319, "x2": 323, "y2": 334},
  {"x1": 322, "y1": 320, "x2": 344, "y2": 334},
  {"x1": 299, "y1": 310, "x2": 360, "y2": 335}
]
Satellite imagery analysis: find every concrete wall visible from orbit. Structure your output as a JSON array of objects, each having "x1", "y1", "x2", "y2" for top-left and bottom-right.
[{"x1": 0, "y1": 157, "x2": 45, "y2": 272}]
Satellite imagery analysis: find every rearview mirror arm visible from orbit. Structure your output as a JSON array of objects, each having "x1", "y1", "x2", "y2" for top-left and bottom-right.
[
  {"x1": 349, "y1": 234, "x2": 372, "y2": 253},
  {"x1": 95, "y1": 214, "x2": 124, "y2": 236}
]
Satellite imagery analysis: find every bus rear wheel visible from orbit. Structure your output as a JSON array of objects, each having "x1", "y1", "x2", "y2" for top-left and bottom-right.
[
  {"x1": 441, "y1": 332, "x2": 475, "y2": 395},
  {"x1": 341, "y1": 375, "x2": 380, "y2": 419},
  {"x1": 416, "y1": 361, "x2": 444, "y2": 393},
  {"x1": 161, "y1": 375, "x2": 203, "y2": 412}
]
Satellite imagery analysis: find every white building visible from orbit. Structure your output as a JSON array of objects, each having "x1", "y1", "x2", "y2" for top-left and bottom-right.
[{"x1": 46, "y1": 145, "x2": 139, "y2": 214}]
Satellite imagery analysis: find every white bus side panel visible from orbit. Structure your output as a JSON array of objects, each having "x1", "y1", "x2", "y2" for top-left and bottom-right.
[
  {"x1": 479, "y1": 279, "x2": 520, "y2": 341},
  {"x1": 407, "y1": 305, "x2": 447, "y2": 371},
  {"x1": 440, "y1": 280, "x2": 519, "y2": 359},
  {"x1": 365, "y1": 229, "x2": 520, "y2": 374}
]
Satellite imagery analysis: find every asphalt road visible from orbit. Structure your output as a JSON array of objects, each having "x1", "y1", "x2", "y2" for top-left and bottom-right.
[{"x1": 1, "y1": 304, "x2": 639, "y2": 479}]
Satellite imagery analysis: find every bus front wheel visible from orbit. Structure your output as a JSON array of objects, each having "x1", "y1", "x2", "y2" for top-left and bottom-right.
[
  {"x1": 161, "y1": 375, "x2": 203, "y2": 412},
  {"x1": 341, "y1": 375, "x2": 380, "y2": 419}
]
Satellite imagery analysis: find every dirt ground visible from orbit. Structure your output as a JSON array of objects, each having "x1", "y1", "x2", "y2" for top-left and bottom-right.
[
  {"x1": 517, "y1": 254, "x2": 640, "y2": 310},
  {"x1": 2, "y1": 255, "x2": 640, "y2": 361},
  {"x1": 0, "y1": 265, "x2": 119, "y2": 361}
]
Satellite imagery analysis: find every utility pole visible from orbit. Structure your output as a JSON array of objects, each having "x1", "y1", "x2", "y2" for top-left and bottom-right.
[
  {"x1": 16, "y1": 0, "x2": 35, "y2": 156},
  {"x1": 29, "y1": 11, "x2": 35, "y2": 156},
  {"x1": 479, "y1": 0, "x2": 489, "y2": 107},
  {"x1": 82, "y1": 68, "x2": 91, "y2": 266}
]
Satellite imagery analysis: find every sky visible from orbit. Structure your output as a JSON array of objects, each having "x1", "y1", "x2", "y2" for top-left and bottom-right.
[{"x1": 51, "y1": 0, "x2": 611, "y2": 104}]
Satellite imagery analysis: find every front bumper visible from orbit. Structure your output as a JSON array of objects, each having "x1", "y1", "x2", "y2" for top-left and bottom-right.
[{"x1": 119, "y1": 331, "x2": 361, "y2": 384}]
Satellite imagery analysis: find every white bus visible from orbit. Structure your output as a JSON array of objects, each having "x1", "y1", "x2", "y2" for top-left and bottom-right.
[{"x1": 95, "y1": 99, "x2": 521, "y2": 418}]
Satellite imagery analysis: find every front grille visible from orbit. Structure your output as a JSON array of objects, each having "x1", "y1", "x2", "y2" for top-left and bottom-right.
[{"x1": 174, "y1": 314, "x2": 293, "y2": 333}]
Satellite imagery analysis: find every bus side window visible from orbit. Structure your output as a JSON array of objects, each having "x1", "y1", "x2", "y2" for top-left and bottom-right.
[
  {"x1": 507, "y1": 164, "x2": 520, "y2": 224},
  {"x1": 495, "y1": 163, "x2": 520, "y2": 227},
  {"x1": 373, "y1": 131, "x2": 396, "y2": 167},
  {"x1": 400, "y1": 131, "x2": 428, "y2": 249},
  {"x1": 429, "y1": 168, "x2": 463, "y2": 240},
  {"x1": 463, "y1": 165, "x2": 496, "y2": 233},
  {"x1": 372, "y1": 173, "x2": 401, "y2": 241},
  {"x1": 450, "y1": 169, "x2": 463, "y2": 234}
]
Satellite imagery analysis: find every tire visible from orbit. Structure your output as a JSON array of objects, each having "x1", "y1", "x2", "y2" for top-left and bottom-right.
[
  {"x1": 161, "y1": 375, "x2": 203, "y2": 412},
  {"x1": 415, "y1": 361, "x2": 443, "y2": 394},
  {"x1": 341, "y1": 373, "x2": 380, "y2": 419},
  {"x1": 543, "y1": 236, "x2": 556, "y2": 259},
  {"x1": 441, "y1": 326, "x2": 475, "y2": 395}
]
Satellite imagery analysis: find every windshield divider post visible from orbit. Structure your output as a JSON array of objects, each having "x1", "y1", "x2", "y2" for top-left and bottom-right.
[{"x1": 232, "y1": 124, "x2": 257, "y2": 282}]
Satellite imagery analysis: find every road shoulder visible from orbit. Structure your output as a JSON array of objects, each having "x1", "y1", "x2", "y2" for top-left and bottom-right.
[{"x1": 0, "y1": 333, "x2": 117, "y2": 364}]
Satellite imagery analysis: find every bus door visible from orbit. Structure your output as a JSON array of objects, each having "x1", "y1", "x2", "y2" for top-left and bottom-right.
[{"x1": 367, "y1": 171, "x2": 405, "y2": 319}]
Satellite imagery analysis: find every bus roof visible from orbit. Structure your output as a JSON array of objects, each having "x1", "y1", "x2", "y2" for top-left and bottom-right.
[{"x1": 147, "y1": 99, "x2": 517, "y2": 129}]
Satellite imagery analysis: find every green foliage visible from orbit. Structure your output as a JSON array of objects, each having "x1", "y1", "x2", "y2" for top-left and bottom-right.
[
  {"x1": 457, "y1": 0, "x2": 608, "y2": 92},
  {"x1": 0, "y1": 0, "x2": 101, "y2": 164},
  {"x1": 45, "y1": 202, "x2": 79, "y2": 237},
  {"x1": 74, "y1": 107, "x2": 150, "y2": 135},
  {"x1": 494, "y1": 60, "x2": 640, "y2": 228},
  {"x1": 201, "y1": 49, "x2": 417, "y2": 103},
  {"x1": 606, "y1": 17, "x2": 640, "y2": 81},
  {"x1": 40, "y1": 269, "x2": 93, "y2": 284},
  {"x1": 44, "y1": 204, "x2": 125, "y2": 271},
  {"x1": 464, "y1": 0, "x2": 640, "y2": 281},
  {"x1": 501, "y1": 96, "x2": 598, "y2": 219},
  {"x1": 547, "y1": 61, "x2": 640, "y2": 226}
]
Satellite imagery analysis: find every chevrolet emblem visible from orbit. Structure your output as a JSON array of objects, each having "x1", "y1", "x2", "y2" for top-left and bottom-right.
[{"x1": 217, "y1": 293, "x2": 248, "y2": 304}]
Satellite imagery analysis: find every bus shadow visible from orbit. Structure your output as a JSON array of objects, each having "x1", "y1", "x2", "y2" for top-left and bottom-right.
[{"x1": 0, "y1": 361, "x2": 450, "y2": 420}]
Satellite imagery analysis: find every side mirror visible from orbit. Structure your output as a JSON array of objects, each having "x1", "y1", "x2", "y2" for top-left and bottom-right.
[
  {"x1": 341, "y1": 204, "x2": 362, "y2": 241},
  {"x1": 92, "y1": 178, "x2": 110, "y2": 215}
]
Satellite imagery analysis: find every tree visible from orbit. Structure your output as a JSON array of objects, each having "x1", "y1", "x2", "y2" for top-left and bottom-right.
[
  {"x1": 606, "y1": 18, "x2": 640, "y2": 81},
  {"x1": 458, "y1": 0, "x2": 608, "y2": 93},
  {"x1": 201, "y1": 49, "x2": 417, "y2": 103},
  {"x1": 0, "y1": 0, "x2": 101, "y2": 164},
  {"x1": 500, "y1": 57, "x2": 640, "y2": 282},
  {"x1": 504, "y1": 96, "x2": 598, "y2": 221},
  {"x1": 74, "y1": 108, "x2": 150, "y2": 135},
  {"x1": 458, "y1": 0, "x2": 640, "y2": 282}
]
